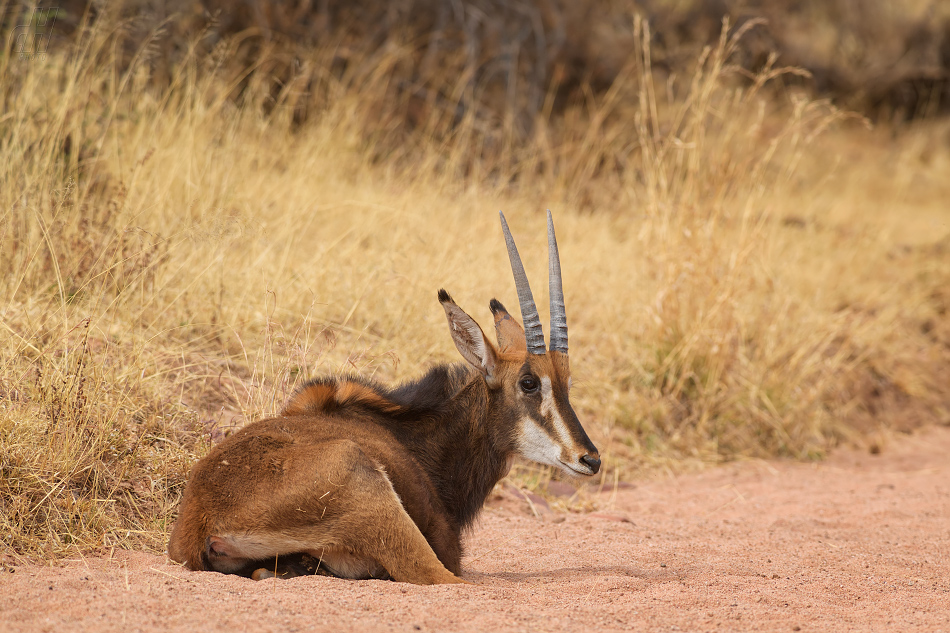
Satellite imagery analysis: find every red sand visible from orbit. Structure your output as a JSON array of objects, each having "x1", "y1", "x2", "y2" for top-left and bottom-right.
[{"x1": 2, "y1": 426, "x2": 949, "y2": 633}]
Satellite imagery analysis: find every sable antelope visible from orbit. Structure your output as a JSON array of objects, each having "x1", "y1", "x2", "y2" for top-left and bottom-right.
[{"x1": 167, "y1": 211, "x2": 600, "y2": 585}]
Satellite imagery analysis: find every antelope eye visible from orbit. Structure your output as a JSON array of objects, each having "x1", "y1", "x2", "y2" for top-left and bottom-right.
[{"x1": 519, "y1": 375, "x2": 540, "y2": 394}]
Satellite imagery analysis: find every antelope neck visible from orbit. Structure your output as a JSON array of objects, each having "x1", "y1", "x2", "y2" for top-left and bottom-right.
[{"x1": 389, "y1": 363, "x2": 514, "y2": 531}]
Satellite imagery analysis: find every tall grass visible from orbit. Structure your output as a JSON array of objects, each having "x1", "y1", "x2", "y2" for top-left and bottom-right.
[{"x1": 1, "y1": 13, "x2": 948, "y2": 562}]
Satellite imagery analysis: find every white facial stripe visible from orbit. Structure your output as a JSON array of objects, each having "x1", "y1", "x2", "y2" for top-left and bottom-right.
[
  {"x1": 540, "y1": 376, "x2": 572, "y2": 449},
  {"x1": 517, "y1": 416, "x2": 562, "y2": 467},
  {"x1": 517, "y1": 377, "x2": 583, "y2": 473}
]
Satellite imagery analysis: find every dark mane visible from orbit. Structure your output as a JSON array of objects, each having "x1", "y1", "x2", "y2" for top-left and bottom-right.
[
  {"x1": 389, "y1": 363, "x2": 477, "y2": 418},
  {"x1": 282, "y1": 364, "x2": 478, "y2": 420}
]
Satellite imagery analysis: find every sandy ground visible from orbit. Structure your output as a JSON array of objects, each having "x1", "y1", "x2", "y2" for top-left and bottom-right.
[{"x1": 2, "y1": 427, "x2": 949, "y2": 633}]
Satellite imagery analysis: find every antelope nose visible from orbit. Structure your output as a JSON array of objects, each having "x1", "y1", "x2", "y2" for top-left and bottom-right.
[{"x1": 580, "y1": 454, "x2": 601, "y2": 474}]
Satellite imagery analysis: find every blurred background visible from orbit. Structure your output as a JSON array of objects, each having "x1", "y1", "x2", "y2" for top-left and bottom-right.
[
  {"x1": 29, "y1": 1, "x2": 950, "y2": 126},
  {"x1": 1, "y1": 0, "x2": 948, "y2": 561}
]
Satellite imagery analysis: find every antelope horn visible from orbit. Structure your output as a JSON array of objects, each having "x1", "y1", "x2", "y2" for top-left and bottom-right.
[
  {"x1": 547, "y1": 210, "x2": 568, "y2": 353},
  {"x1": 499, "y1": 211, "x2": 546, "y2": 355}
]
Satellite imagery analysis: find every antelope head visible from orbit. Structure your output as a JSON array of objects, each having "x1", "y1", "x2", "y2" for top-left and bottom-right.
[{"x1": 439, "y1": 211, "x2": 601, "y2": 477}]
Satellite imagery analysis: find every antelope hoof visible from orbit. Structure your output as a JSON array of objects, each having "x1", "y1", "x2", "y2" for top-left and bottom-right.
[{"x1": 251, "y1": 568, "x2": 277, "y2": 581}]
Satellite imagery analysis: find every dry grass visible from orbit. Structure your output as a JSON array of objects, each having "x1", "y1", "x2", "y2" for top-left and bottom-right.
[{"x1": 1, "y1": 13, "x2": 948, "y2": 562}]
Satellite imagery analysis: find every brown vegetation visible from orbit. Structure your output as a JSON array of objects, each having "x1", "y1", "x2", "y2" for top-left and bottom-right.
[{"x1": 1, "y1": 1, "x2": 948, "y2": 565}]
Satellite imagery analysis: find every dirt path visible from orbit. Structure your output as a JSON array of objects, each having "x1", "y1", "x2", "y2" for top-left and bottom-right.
[{"x1": 2, "y1": 427, "x2": 949, "y2": 633}]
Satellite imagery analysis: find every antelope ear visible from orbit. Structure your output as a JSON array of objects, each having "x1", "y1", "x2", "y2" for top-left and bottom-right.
[
  {"x1": 489, "y1": 299, "x2": 527, "y2": 354},
  {"x1": 439, "y1": 289, "x2": 499, "y2": 381}
]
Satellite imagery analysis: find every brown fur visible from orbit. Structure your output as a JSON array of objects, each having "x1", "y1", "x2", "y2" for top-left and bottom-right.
[
  {"x1": 282, "y1": 379, "x2": 403, "y2": 416},
  {"x1": 167, "y1": 292, "x2": 599, "y2": 585},
  {"x1": 491, "y1": 300, "x2": 528, "y2": 354}
]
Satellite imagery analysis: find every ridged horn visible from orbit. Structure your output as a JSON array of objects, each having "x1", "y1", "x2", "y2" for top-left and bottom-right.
[
  {"x1": 547, "y1": 210, "x2": 568, "y2": 353},
  {"x1": 499, "y1": 211, "x2": 546, "y2": 355}
]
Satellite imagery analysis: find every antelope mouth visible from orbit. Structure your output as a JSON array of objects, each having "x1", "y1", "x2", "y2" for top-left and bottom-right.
[{"x1": 558, "y1": 459, "x2": 596, "y2": 477}]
